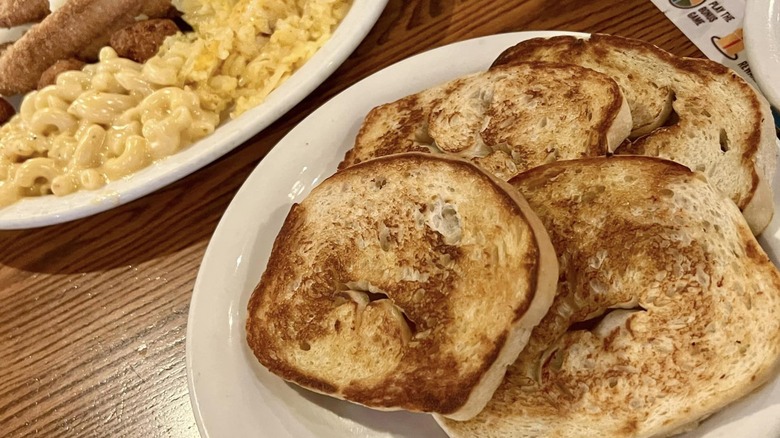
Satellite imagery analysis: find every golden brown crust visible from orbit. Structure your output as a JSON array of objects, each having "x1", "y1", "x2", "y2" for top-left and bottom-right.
[
  {"x1": 493, "y1": 34, "x2": 675, "y2": 138},
  {"x1": 486, "y1": 62, "x2": 624, "y2": 160},
  {"x1": 341, "y1": 62, "x2": 631, "y2": 181},
  {"x1": 339, "y1": 94, "x2": 435, "y2": 170},
  {"x1": 246, "y1": 153, "x2": 555, "y2": 417},
  {"x1": 492, "y1": 33, "x2": 774, "y2": 233},
  {"x1": 441, "y1": 156, "x2": 780, "y2": 437},
  {"x1": 494, "y1": 34, "x2": 679, "y2": 72},
  {"x1": 620, "y1": 58, "x2": 764, "y2": 212}
]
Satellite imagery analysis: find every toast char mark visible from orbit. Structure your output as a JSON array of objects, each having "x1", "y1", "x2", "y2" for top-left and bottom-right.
[{"x1": 247, "y1": 153, "x2": 558, "y2": 418}]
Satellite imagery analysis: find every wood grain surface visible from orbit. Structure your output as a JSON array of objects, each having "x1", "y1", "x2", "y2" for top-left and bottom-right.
[{"x1": 0, "y1": 1, "x2": 700, "y2": 437}]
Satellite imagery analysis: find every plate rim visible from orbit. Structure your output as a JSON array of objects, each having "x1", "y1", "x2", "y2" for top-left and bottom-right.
[
  {"x1": 744, "y1": 0, "x2": 780, "y2": 108},
  {"x1": 186, "y1": 30, "x2": 578, "y2": 438},
  {"x1": 0, "y1": 0, "x2": 388, "y2": 230},
  {"x1": 186, "y1": 28, "x2": 780, "y2": 438}
]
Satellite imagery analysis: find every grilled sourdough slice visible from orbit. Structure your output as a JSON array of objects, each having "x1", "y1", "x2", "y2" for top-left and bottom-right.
[
  {"x1": 492, "y1": 34, "x2": 777, "y2": 234},
  {"x1": 438, "y1": 156, "x2": 780, "y2": 438},
  {"x1": 339, "y1": 62, "x2": 631, "y2": 180},
  {"x1": 246, "y1": 153, "x2": 558, "y2": 421}
]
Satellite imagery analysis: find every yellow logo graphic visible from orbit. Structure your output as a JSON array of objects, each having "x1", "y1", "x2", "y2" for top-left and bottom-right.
[{"x1": 712, "y1": 28, "x2": 744, "y2": 60}]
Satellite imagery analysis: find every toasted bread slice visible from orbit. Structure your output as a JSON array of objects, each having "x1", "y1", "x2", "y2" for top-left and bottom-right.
[
  {"x1": 246, "y1": 153, "x2": 558, "y2": 420},
  {"x1": 492, "y1": 34, "x2": 777, "y2": 234},
  {"x1": 339, "y1": 62, "x2": 631, "y2": 181},
  {"x1": 438, "y1": 156, "x2": 780, "y2": 437}
]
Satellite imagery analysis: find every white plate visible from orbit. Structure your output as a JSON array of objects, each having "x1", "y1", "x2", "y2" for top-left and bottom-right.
[
  {"x1": 745, "y1": 0, "x2": 780, "y2": 109},
  {"x1": 186, "y1": 31, "x2": 780, "y2": 438},
  {"x1": 0, "y1": 0, "x2": 387, "y2": 229}
]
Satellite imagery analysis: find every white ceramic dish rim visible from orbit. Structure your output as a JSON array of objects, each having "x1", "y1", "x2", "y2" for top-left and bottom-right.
[
  {"x1": 186, "y1": 30, "x2": 780, "y2": 438},
  {"x1": 0, "y1": 0, "x2": 388, "y2": 229},
  {"x1": 744, "y1": 0, "x2": 780, "y2": 108}
]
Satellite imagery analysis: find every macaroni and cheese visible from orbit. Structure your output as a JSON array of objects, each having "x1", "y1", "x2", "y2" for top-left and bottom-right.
[{"x1": 0, "y1": 0, "x2": 351, "y2": 207}]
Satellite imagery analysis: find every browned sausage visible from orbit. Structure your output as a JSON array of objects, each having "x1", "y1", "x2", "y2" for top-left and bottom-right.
[
  {"x1": 0, "y1": 0, "x2": 49, "y2": 28},
  {"x1": 0, "y1": 96, "x2": 15, "y2": 126},
  {"x1": 0, "y1": 0, "x2": 146, "y2": 95},
  {"x1": 37, "y1": 58, "x2": 86, "y2": 89},
  {"x1": 110, "y1": 18, "x2": 178, "y2": 64}
]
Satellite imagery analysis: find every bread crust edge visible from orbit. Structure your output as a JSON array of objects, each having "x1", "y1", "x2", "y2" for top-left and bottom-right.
[{"x1": 245, "y1": 153, "x2": 559, "y2": 419}]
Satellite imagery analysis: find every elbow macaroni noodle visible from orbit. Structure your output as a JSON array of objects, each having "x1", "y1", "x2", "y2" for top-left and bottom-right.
[
  {"x1": 0, "y1": 48, "x2": 219, "y2": 205},
  {"x1": 0, "y1": 0, "x2": 351, "y2": 207}
]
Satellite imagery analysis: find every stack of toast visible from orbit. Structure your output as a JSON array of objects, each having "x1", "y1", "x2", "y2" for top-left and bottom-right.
[{"x1": 246, "y1": 34, "x2": 780, "y2": 437}]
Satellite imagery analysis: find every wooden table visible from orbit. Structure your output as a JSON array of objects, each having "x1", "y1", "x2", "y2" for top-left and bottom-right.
[{"x1": 0, "y1": 1, "x2": 700, "y2": 436}]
